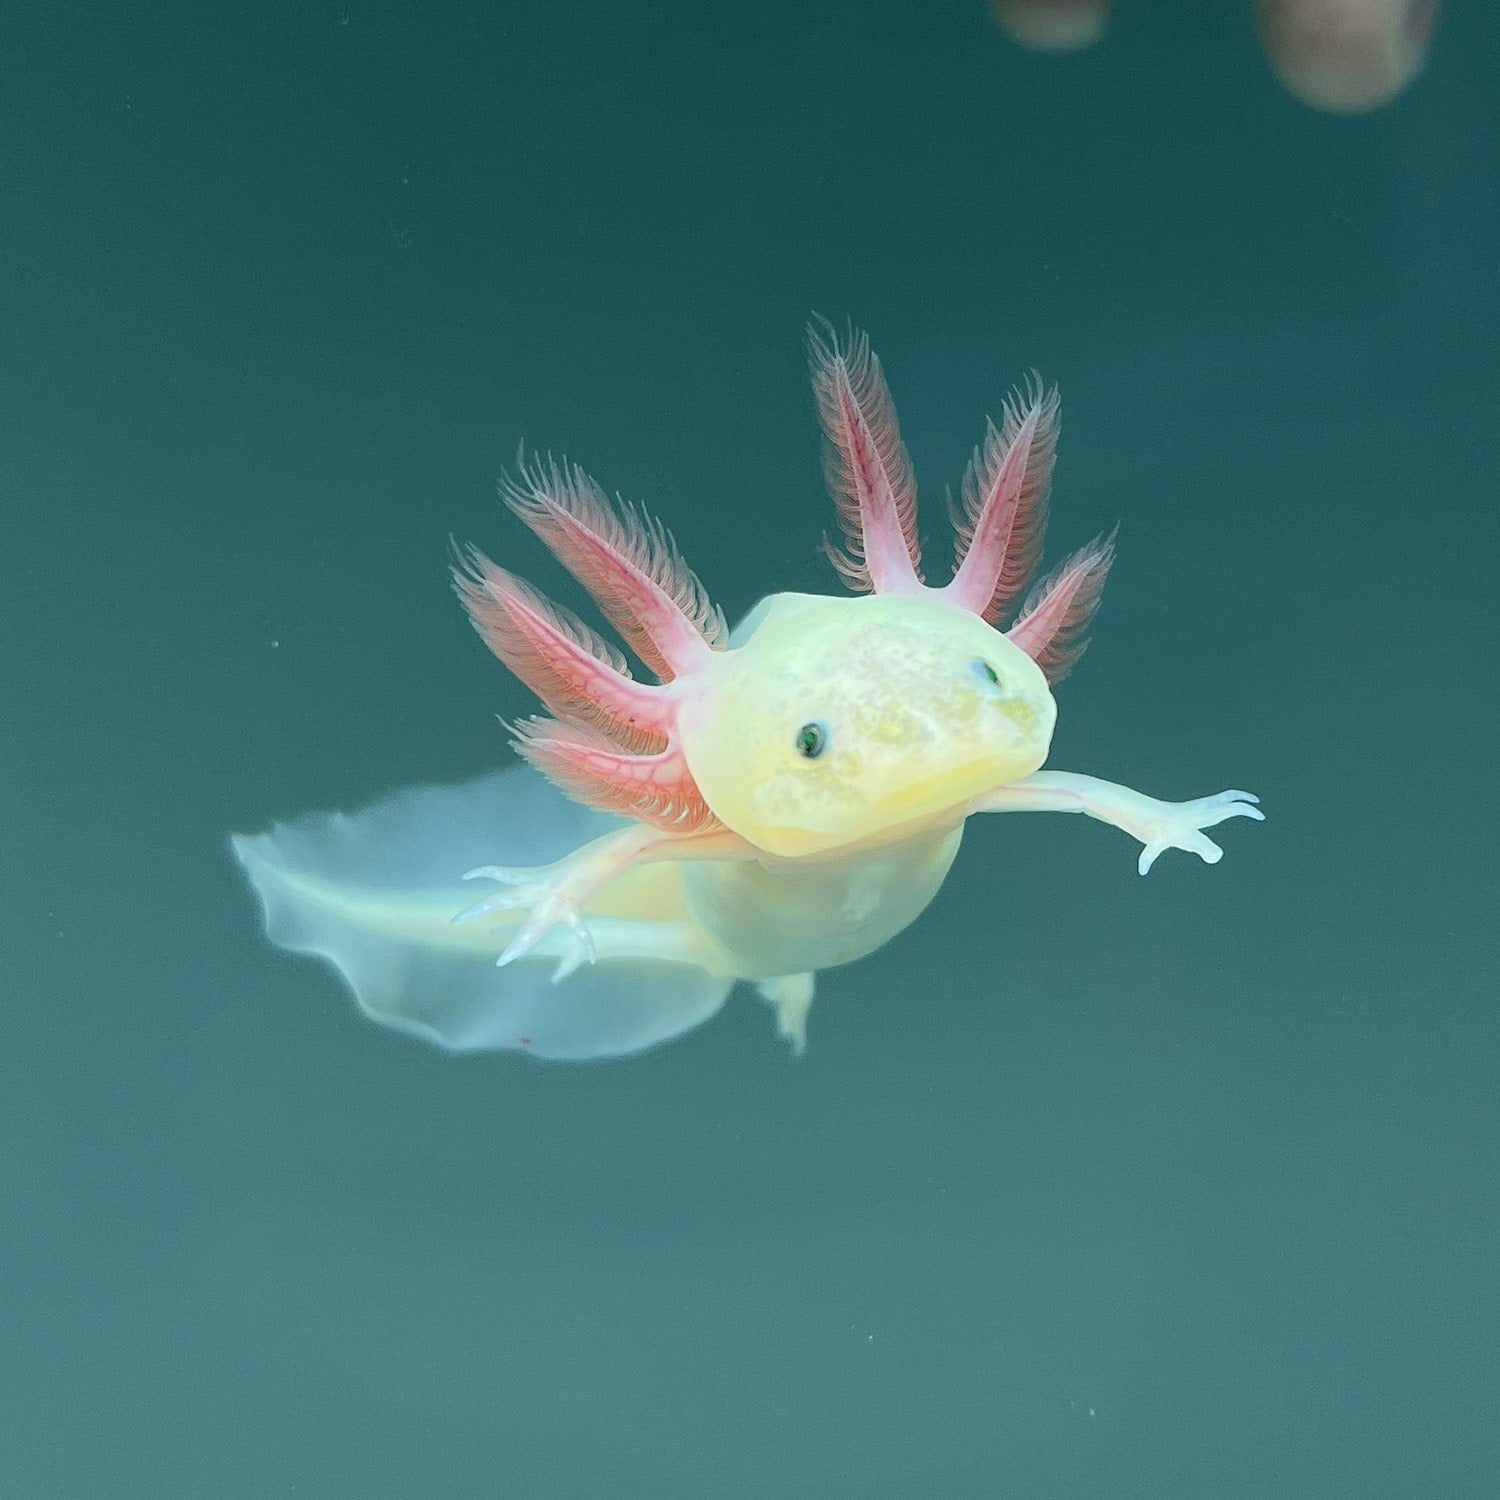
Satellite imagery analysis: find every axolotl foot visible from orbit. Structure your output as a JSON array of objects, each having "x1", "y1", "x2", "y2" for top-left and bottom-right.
[
  {"x1": 1137, "y1": 789, "x2": 1263, "y2": 875},
  {"x1": 454, "y1": 862, "x2": 598, "y2": 980}
]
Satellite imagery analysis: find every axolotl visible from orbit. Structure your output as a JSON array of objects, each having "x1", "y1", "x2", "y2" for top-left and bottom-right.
[{"x1": 233, "y1": 328, "x2": 1261, "y2": 1059}]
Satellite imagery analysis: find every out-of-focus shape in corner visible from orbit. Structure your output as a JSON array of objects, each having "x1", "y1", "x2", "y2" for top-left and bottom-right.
[
  {"x1": 1254, "y1": 0, "x2": 1437, "y2": 114},
  {"x1": 990, "y1": 0, "x2": 1439, "y2": 114},
  {"x1": 989, "y1": 0, "x2": 1111, "y2": 54}
]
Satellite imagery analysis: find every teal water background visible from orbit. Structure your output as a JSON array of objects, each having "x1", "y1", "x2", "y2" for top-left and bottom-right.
[{"x1": 3, "y1": 4, "x2": 1497, "y2": 1496}]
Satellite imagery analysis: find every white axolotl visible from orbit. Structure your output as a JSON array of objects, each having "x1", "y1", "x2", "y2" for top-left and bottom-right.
[{"x1": 234, "y1": 328, "x2": 1261, "y2": 1059}]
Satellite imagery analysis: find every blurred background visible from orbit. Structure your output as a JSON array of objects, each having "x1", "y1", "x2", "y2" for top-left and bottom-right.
[{"x1": 3, "y1": 3, "x2": 1497, "y2": 1496}]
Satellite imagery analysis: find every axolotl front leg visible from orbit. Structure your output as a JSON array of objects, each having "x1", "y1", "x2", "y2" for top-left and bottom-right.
[
  {"x1": 972, "y1": 772, "x2": 1263, "y2": 874},
  {"x1": 457, "y1": 819, "x2": 756, "y2": 974},
  {"x1": 456, "y1": 821, "x2": 821, "y2": 1051}
]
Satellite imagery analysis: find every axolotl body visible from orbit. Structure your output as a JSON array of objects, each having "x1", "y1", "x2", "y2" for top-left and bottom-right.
[{"x1": 234, "y1": 329, "x2": 1261, "y2": 1058}]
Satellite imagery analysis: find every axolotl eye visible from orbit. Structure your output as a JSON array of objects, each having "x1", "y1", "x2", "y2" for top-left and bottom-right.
[
  {"x1": 794, "y1": 721, "x2": 829, "y2": 759},
  {"x1": 971, "y1": 659, "x2": 1001, "y2": 687}
]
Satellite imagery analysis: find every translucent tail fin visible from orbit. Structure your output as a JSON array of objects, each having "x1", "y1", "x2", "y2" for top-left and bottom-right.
[{"x1": 231, "y1": 766, "x2": 732, "y2": 1060}]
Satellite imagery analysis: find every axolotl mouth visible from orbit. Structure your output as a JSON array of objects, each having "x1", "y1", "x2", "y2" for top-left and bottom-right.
[
  {"x1": 736, "y1": 672, "x2": 1056, "y2": 858},
  {"x1": 747, "y1": 761, "x2": 1018, "y2": 859},
  {"x1": 753, "y1": 741, "x2": 1050, "y2": 855},
  {"x1": 852, "y1": 748, "x2": 1043, "y2": 838},
  {"x1": 862, "y1": 688, "x2": 1053, "y2": 820}
]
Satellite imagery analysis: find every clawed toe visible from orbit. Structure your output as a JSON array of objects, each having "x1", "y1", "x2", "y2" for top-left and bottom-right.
[
  {"x1": 453, "y1": 889, "x2": 521, "y2": 923},
  {"x1": 453, "y1": 875, "x2": 539, "y2": 924},
  {"x1": 1204, "y1": 794, "x2": 1265, "y2": 828}
]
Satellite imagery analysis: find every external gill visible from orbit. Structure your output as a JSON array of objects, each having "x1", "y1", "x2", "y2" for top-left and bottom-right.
[
  {"x1": 809, "y1": 322, "x2": 1115, "y2": 685},
  {"x1": 456, "y1": 458, "x2": 726, "y2": 830}
]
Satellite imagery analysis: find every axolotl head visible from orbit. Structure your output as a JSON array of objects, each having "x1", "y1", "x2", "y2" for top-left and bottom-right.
[
  {"x1": 458, "y1": 329, "x2": 1111, "y2": 852},
  {"x1": 676, "y1": 592, "x2": 1057, "y2": 859}
]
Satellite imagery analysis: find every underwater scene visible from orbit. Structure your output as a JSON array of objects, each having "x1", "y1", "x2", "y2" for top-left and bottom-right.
[{"x1": 4, "y1": 3, "x2": 1496, "y2": 1496}]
